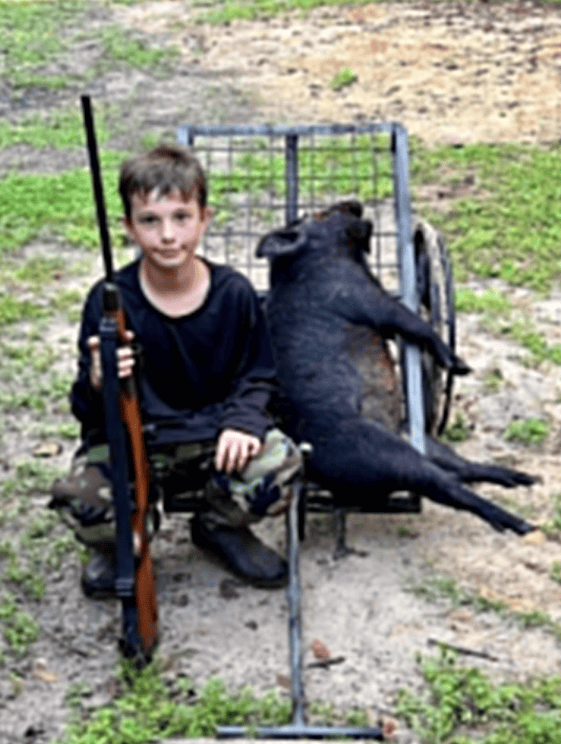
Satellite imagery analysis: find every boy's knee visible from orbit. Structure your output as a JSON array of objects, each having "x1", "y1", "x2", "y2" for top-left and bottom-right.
[
  {"x1": 49, "y1": 451, "x2": 116, "y2": 549},
  {"x1": 49, "y1": 444, "x2": 161, "y2": 550},
  {"x1": 230, "y1": 429, "x2": 303, "y2": 518},
  {"x1": 49, "y1": 464, "x2": 115, "y2": 548}
]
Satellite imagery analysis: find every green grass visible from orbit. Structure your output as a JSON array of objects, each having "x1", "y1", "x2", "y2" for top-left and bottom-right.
[
  {"x1": 503, "y1": 418, "x2": 550, "y2": 446},
  {"x1": 406, "y1": 573, "x2": 561, "y2": 640},
  {"x1": 0, "y1": 295, "x2": 49, "y2": 326},
  {"x1": 95, "y1": 26, "x2": 179, "y2": 73},
  {"x1": 196, "y1": 0, "x2": 366, "y2": 23},
  {"x1": 542, "y1": 493, "x2": 561, "y2": 540},
  {"x1": 0, "y1": 109, "x2": 110, "y2": 150},
  {"x1": 1, "y1": 0, "x2": 179, "y2": 93},
  {"x1": 0, "y1": 0, "x2": 86, "y2": 89},
  {"x1": 328, "y1": 67, "x2": 358, "y2": 91},
  {"x1": 397, "y1": 647, "x2": 561, "y2": 744},
  {"x1": 59, "y1": 664, "x2": 292, "y2": 743},
  {"x1": 454, "y1": 288, "x2": 513, "y2": 315},
  {"x1": 0, "y1": 591, "x2": 40, "y2": 658},
  {"x1": 441, "y1": 412, "x2": 472, "y2": 443},
  {"x1": 453, "y1": 288, "x2": 561, "y2": 366},
  {"x1": 411, "y1": 141, "x2": 561, "y2": 292},
  {"x1": 0, "y1": 150, "x2": 126, "y2": 253},
  {"x1": 208, "y1": 133, "x2": 394, "y2": 211}
]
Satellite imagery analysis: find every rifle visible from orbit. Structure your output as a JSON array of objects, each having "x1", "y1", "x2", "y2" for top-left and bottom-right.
[{"x1": 81, "y1": 95, "x2": 158, "y2": 663}]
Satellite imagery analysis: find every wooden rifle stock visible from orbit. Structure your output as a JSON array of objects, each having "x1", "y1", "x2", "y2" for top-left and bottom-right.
[
  {"x1": 103, "y1": 285, "x2": 158, "y2": 658},
  {"x1": 81, "y1": 95, "x2": 157, "y2": 660}
]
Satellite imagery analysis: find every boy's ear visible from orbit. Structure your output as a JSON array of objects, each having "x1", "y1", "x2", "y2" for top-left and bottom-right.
[
  {"x1": 202, "y1": 205, "x2": 215, "y2": 226},
  {"x1": 123, "y1": 216, "x2": 136, "y2": 242}
]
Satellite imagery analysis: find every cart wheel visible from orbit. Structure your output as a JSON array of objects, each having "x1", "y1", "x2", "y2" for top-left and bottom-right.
[{"x1": 413, "y1": 218, "x2": 456, "y2": 436}]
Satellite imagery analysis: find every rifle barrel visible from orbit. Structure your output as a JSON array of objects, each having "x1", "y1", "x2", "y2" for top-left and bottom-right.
[{"x1": 81, "y1": 94, "x2": 113, "y2": 281}]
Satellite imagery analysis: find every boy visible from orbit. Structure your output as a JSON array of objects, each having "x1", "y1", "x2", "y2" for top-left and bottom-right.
[{"x1": 50, "y1": 144, "x2": 302, "y2": 595}]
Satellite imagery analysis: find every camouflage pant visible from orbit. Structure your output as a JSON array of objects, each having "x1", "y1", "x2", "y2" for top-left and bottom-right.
[{"x1": 49, "y1": 428, "x2": 302, "y2": 550}]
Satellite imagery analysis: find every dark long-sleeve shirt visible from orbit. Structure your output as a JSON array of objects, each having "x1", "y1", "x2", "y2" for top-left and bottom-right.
[{"x1": 71, "y1": 259, "x2": 276, "y2": 446}]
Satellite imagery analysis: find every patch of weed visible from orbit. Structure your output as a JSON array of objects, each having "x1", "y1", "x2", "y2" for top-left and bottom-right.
[
  {"x1": 15, "y1": 256, "x2": 67, "y2": 287},
  {"x1": 509, "y1": 321, "x2": 561, "y2": 366},
  {"x1": 549, "y1": 560, "x2": 561, "y2": 585},
  {"x1": 0, "y1": 592, "x2": 40, "y2": 657},
  {"x1": 197, "y1": 0, "x2": 364, "y2": 23},
  {"x1": 406, "y1": 572, "x2": 561, "y2": 640},
  {"x1": 397, "y1": 647, "x2": 561, "y2": 744},
  {"x1": 454, "y1": 288, "x2": 561, "y2": 366},
  {"x1": 95, "y1": 26, "x2": 179, "y2": 74},
  {"x1": 0, "y1": 295, "x2": 49, "y2": 326},
  {"x1": 536, "y1": 492, "x2": 561, "y2": 540},
  {"x1": 411, "y1": 141, "x2": 561, "y2": 291},
  {"x1": 3, "y1": 552, "x2": 46, "y2": 600},
  {"x1": 59, "y1": 664, "x2": 293, "y2": 743},
  {"x1": 15, "y1": 459, "x2": 64, "y2": 495},
  {"x1": 503, "y1": 418, "x2": 549, "y2": 446},
  {"x1": 0, "y1": 0, "x2": 87, "y2": 90},
  {"x1": 36, "y1": 421, "x2": 80, "y2": 441},
  {"x1": 329, "y1": 68, "x2": 358, "y2": 91},
  {"x1": 454, "y1": 287, "x2": 512, "y2": 315},
  {"x1": 441, "y1": 411, "x2": 471, "y2": 443},
  {"x1": 482, "y1": 366, "x2": 504, "y2": 393},
  {"x1": 0, "y1": 109, "x2": 109, "y2": 150},
  {"x1": 0, "y1": 151, "x2": 126, "y2": 252},
  {"x1": 50, "y1": 289, "x2": 83, "y2": 321}
]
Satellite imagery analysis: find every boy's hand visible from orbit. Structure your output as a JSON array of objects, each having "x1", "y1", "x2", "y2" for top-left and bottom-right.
[
  {"x1": 216, "y1": 429, "x2": 262, "y2": 474},
  {"x1": 87, "y1": 330, "x2": 135, "y2": 390}
]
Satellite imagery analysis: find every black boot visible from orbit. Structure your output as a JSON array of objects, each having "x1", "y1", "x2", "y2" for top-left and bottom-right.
[
  {"x1": 81, "y1": 550, "x2": 117, "y2": 599},
  {"x1": 190, "y1": 515, "x2": 288, "y2": 588}
]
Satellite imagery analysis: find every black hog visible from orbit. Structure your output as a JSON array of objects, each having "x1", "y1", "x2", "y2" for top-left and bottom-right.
[{"x1": 257, "y1": 202, "x2": 537, "y2": 535}]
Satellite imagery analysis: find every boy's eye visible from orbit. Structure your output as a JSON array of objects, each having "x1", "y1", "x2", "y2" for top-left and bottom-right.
[
  {"x1": 139, "y1": 214, "x2": 159, "y2": 225},
  {"x1": 173, "y1": 211, "x2": 190, "y2": 222}
]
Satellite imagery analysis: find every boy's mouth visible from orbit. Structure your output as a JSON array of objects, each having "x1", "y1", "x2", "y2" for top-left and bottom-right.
[{"x1": 156, "y1": 247, "x2": 182, "y2": 256}]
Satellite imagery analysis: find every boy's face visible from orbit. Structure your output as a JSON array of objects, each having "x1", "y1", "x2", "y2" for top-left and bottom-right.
[{"x1": 124, "y1": 189, "x2": 213, "y2": 272}]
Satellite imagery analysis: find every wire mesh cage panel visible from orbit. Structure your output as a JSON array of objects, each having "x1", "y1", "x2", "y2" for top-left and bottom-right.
[
  {"x1": 177, "y1": 123, "x2": 413, "y2": 296},
  {"x1": 177, "y1": 121, "x2": 426, "y2": 454}
]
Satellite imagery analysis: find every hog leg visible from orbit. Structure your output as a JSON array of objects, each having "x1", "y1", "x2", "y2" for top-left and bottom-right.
[
  {"x1": 308, "y1": 424, "x2": 535, "y2": 535},
  {"x1": 424, "y1": 435, "x2": 539, "y2": 488},
  {"x1": 340, "y1": 279, "x2": 469, "y2": 375}
]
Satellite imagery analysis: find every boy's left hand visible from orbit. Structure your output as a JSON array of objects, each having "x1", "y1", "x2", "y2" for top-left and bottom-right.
[{"x1": 216, "y1": 429, "x2": 262, "y2": 474}]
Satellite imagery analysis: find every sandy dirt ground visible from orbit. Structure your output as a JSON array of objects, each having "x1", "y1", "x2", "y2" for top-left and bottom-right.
[{"x1": 2, "y1": 2, "x2": 561, "y2": 743}]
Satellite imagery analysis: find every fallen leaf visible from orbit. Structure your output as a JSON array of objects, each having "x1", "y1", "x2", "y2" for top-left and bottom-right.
[
  {"x1": 524, "y1": 530, "x2": 547, "y2": 546},
  {"x1": 219, "y1": 579, "x2": 241, "y2": 599},
  {"x1": 311, "y1": 638, "x2": 330, "y2": 660},
  {"x1": 32, "y1": 658, "x2": 59, "y2": 683},
  {"x1": 276, "y1": 673, "x2": 291, "y2": 689},
  {"x1": 380, "y1": 715, "x2": 398, "y2": 740},
  {"x1": 32, "y1": 441, "x2": 62, "y2": 458}
]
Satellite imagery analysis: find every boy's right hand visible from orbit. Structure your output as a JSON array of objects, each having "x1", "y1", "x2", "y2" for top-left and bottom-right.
[{"x1": 88, "y1": 330, "x2": 136, "y2": 390}]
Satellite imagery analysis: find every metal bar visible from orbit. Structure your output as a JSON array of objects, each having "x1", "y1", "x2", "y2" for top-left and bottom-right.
[
  {"x1": 392, "y1": 124, "x2": 426, "y2": 455},
  {"x1": 178, "y1": 122, "x2": 393, "y2": 140},
  {"x1": 286, "y1": 134, "x2": 299, "y2": 225},
  {"x1": 216, "y1": 488, "x2": 384, "y2": 740},
  {"x1": 218, "y1": 725, "x2": 384, "y2": 739}
]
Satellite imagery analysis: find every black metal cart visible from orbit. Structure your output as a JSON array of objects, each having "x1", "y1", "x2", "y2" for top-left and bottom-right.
[{"x1": 167, "y1": 121, "x2": 457, "y2": 740}]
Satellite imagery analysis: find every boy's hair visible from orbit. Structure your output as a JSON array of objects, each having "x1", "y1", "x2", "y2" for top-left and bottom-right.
[{"x1": 119, "y1": 144, "x2": 208, "y2": 220}]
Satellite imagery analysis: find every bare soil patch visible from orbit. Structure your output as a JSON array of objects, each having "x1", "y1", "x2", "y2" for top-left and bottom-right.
[
  {"x1": 119, "y1": 0, "x2": 561, "y2": 145},
  {"x1": 2, "y1": 3, "x2": 561, "y2": 743}
]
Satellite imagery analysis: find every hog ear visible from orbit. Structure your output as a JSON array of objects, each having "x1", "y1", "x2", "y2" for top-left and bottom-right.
[
  {"x1": 346, "y1": 218, "x2": 373, "y2": 253},
  {"x1": 256, "y1": 227, "x2": 307, "y2": 258}
]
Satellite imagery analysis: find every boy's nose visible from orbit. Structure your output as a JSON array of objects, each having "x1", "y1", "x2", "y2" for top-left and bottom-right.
[{"x1": 161, "y1": 220, "x2": 175, "y2": 242}]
